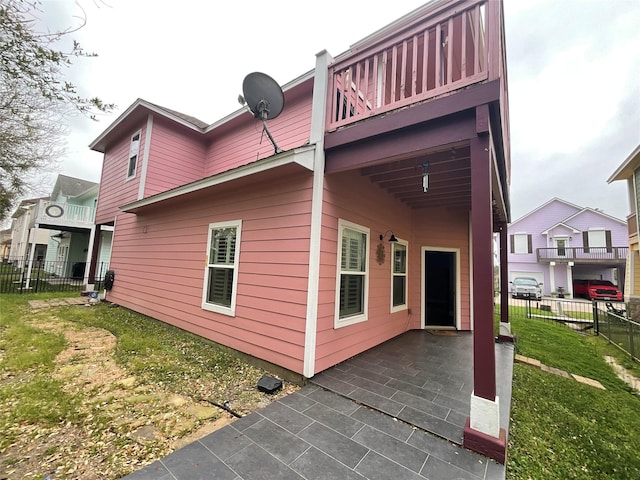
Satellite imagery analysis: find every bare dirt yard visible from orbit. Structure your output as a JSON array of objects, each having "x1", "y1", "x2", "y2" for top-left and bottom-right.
[{"x1": 0, "y1": 302, "x2": 298, "y2": 480}]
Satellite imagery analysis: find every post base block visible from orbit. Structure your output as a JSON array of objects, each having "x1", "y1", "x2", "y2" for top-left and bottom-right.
[
  {"x1": 498, "y1": 322, "x2": 514, "y2": 342},
  {"x1": 463, "y1": 418, "x2": 507, "y2": 464}
]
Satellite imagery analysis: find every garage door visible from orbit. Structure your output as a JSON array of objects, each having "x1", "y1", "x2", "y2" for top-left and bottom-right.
[{"x1": 509, "y1": 271, "x2": 544, "y2": 285}]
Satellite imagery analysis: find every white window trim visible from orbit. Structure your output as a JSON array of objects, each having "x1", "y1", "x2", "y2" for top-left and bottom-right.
[
  {"x1": 390, "y1": 238, "x2": 408, "y2": 313},
  {"x1": 201, "y1": 219, "x2": 242, "y2": 316},
  {"x1": 126, "y1": 130, "x2": 141, "y2": 180},
  {"x1": 335, "y1": 219, "x2": 370, "y2": 328},
  {"x1": 588, "y1": 228, "x2": 606, "y2": 248},
  {"x1": 513, "y1": 232, "x2": 528, "y2": 254}
]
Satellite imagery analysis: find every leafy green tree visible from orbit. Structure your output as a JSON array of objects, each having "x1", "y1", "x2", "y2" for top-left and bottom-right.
[{"x1": 0, "y1": 0, "x2": 113, "y2": 222}]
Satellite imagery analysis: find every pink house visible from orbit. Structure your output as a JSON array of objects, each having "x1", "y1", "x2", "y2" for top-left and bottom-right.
[{"x1": 89, "y1": 0, "x2": 511, "y2": 461}]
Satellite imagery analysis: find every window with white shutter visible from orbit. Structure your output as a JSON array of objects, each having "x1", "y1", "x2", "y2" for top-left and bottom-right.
[
  {"x1": 335, "y1": 220, "x2": 369, "y2": 327},
  {"x1": 202, "y1": 220, "x2": 241, "y2": 316}
]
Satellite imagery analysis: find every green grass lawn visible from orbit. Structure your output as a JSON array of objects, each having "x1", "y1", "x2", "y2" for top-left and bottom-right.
[
  {"x1": 0, "y1": 293, "x2": 291, "y2": 478},
  {"x1": 507, "y1": 314, "x2": 640, "y2": 479}
]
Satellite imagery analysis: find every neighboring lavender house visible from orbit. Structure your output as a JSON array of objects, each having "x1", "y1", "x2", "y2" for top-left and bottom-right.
[{"x1": 508, "y1": 198, "x2": 627, "y2": 297}]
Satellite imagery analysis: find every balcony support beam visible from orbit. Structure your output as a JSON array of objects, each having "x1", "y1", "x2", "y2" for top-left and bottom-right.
[
  {"x1": 325, "y1": 80, "x2": 500, "y2": 151},
  {"x1": 326, "y1": 112, "x2": 475, "y2": 174}
]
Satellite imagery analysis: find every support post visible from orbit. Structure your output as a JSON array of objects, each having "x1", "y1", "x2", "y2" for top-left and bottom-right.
[
  {"x1": 464, "y1": 132, "x2": 506, "y2": 463},
  {"x1": 83, "y1": 225, "x2": 98, "y2": 290}
]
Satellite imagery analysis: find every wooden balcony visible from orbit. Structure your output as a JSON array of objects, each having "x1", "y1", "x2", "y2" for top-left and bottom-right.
[
  {"x1": 537, "y1": 247, "x2": 628, "y2": 265},
  {"x1": 326, "y1": 0, "x2": 506, "y2": 134},
  {"x1": 31, "y1": 200, "x2": 95, "y2": 230}
]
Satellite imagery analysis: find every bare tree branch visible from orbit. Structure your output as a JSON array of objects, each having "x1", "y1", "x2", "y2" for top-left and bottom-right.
[{"x1": 0, "y1": 0, "x2": 114, "y2": 222}]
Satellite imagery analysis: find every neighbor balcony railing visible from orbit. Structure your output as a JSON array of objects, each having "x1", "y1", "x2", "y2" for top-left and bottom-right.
[
  {"x1": 537, "y1": 246, "x2": 629, "y2": 263},
  {"x1": 31, "y1": 200, "x2": 96, "y2": 229},
  {"x1": 326, "y1": 0, "x2": 503, "y2": 132}
]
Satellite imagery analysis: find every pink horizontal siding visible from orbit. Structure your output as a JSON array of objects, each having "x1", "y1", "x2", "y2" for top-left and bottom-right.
[
  {"x1": 313, "y1": 170, "x2": 472, "y2": 374},
  {"x1": 205, "y1": 94, "x2": 312, "y2": 177},
  {"x1": 105, "y1": 170, "x2": 313, "y2": 374},
  {"x1": 95, "y1": 120, "x2": 148, "y2": 224},
  {"x1": 144, "y1": 117, "x2": 206, "y2": 197},
  {"x1": 314, "y1": 171, "x2": 413, "y2": 373}
]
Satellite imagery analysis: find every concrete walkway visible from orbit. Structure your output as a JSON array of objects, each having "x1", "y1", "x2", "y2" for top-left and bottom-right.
[{"x1": 123, "y1": 331, "x2": 513, "y2": 480}]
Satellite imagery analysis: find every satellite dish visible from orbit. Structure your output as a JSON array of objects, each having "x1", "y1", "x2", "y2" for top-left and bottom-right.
[
  {"x1": 238, "y1": 72, "x2": 284, "y2": 154},
  {"x1": 241, "y1": 72, "x2": 284, "y2": 120}
]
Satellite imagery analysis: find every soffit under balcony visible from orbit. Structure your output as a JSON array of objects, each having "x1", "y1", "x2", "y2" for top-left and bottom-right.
[{"x1": 359, "y1": 145, "x2": 472, "y2": 211}]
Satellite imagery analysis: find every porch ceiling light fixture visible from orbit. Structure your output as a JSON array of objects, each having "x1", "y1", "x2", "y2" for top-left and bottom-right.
[
  {"x1": 422, "y1": 162, "x2": 429, "y2": 193},
  {"x1": 379, "y1": 230, "x2": 398, "y2": 242}
]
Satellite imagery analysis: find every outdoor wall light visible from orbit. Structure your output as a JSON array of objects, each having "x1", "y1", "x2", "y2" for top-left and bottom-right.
[{"x1": 380, "y1": 230, "x2": 398, "y2": 242}]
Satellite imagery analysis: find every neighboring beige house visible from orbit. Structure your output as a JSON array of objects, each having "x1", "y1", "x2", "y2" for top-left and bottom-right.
[
  {"x1": 7, "y1": 175, "x2": 112, "y2": 290},
  {"x1": 608, "y1": 143, "x2": 640, "y2": 319},
  {"x1": 0, "y1": 229, "x2": 11, "y2": 261},
  {"x1": 7, "y1": 197, "x2": 51, "y2": 264}
]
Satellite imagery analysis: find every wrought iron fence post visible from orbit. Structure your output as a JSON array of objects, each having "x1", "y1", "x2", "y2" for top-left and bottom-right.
[
  {"x1": 34, "y1": 264, "x2": 41, "y2": 293},
  {"x1": 629, "y1": 320, "x2": 635, "y2": 360},
  {"x1": 592, "y1": 300, "x2": 599, "y2": 335},
  {"x1": 19, "y1": 261, "x2": 26, "y2": 294}
]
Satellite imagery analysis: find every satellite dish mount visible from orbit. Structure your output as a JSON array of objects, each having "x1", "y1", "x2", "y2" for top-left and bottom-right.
[{"x1": 238, "y1": 72, "x2": 285, "y2": 155}]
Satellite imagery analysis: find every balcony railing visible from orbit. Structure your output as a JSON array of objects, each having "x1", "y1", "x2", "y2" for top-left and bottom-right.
[
  {"x1": 31, "y1": 200, "x2": 95, "y2": 229},
  {"x1": 326, "y1": 0, "x2": 498, "y2": 132},
  {"x1": 537, "y1": 247, "x2": 628, "y2": 263}
]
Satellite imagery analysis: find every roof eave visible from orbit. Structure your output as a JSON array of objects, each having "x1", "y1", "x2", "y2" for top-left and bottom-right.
[
  {"x1": 89, "y1": 99, "x2": 205, "y2": 153},
  {"x1": 607, "y1": 144, "x2": 640, "y2": 183},
  {"x1": 204, "y1": 70, "x2": 314, "y2": 134},
  {"x1": 120, "y1": 144, "x2": 316, "y2": 213}
]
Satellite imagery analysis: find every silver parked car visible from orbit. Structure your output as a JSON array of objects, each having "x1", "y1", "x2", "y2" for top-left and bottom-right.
[{"x1": 510, "y1": 277, "x2": 542, "y2": 300}]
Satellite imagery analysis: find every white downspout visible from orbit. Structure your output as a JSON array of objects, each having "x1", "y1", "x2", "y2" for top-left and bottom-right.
[
  {"x1": 303, "y1": 49, "x2": 332, "y2": 378},
  {"x1": 137, "y1": 114, "x2": 154, "y2": 200},
  {"x1": 83, "y1": 225, "x2": 97, "y2": 290}
]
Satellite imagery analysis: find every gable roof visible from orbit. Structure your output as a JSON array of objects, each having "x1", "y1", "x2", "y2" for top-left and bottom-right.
[
  {"x1": 510, "y1": 197, "x2": 626, "y2": 233},
  {"x1": 562, "y1": 206, "x2": 626, "y2": 226},
  {"x1": 89, "y1": 99, "x2": 208, "y2": 152},
  {"x1": 89, "y1": 72, "x2": 314, "y2": 154},
  {"x1": 52, "y1": 174, "x2": 99, "y2": 199},
  {"x1": 541, "y1": 222, "x2": 581, "y2": 235},
  {"x1": 10, "y1": 197, "x2": 50, "y2": 218},
  {"x1": 510, "y1": 197, "x2": 582, "y2": 225}
]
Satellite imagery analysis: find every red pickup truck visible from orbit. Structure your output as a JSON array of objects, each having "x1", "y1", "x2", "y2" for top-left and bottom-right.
[{"x1": 573, "y1": 279, "x2": 623, "y2": 301}]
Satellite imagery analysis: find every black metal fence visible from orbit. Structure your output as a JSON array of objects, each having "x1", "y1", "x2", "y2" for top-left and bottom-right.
[
  {"x1": 497, "y1": 296, "x2": 638, "y2": 363},
  {"x1": 596, "y1": 307, "x2": 639, "y2": 363},
  {"x1": 0, "y1": 258, "x2": 107, "y2": 294}
]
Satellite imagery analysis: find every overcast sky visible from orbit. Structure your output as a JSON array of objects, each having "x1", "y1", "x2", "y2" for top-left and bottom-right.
[{"x1": 38, "y1": 0, "x2": 640, "y2": 222}]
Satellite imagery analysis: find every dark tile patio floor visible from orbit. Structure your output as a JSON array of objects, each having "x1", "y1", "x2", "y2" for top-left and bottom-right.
[{"x1": 123, "y1": 331, "x2": 514, "y2": 480}]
